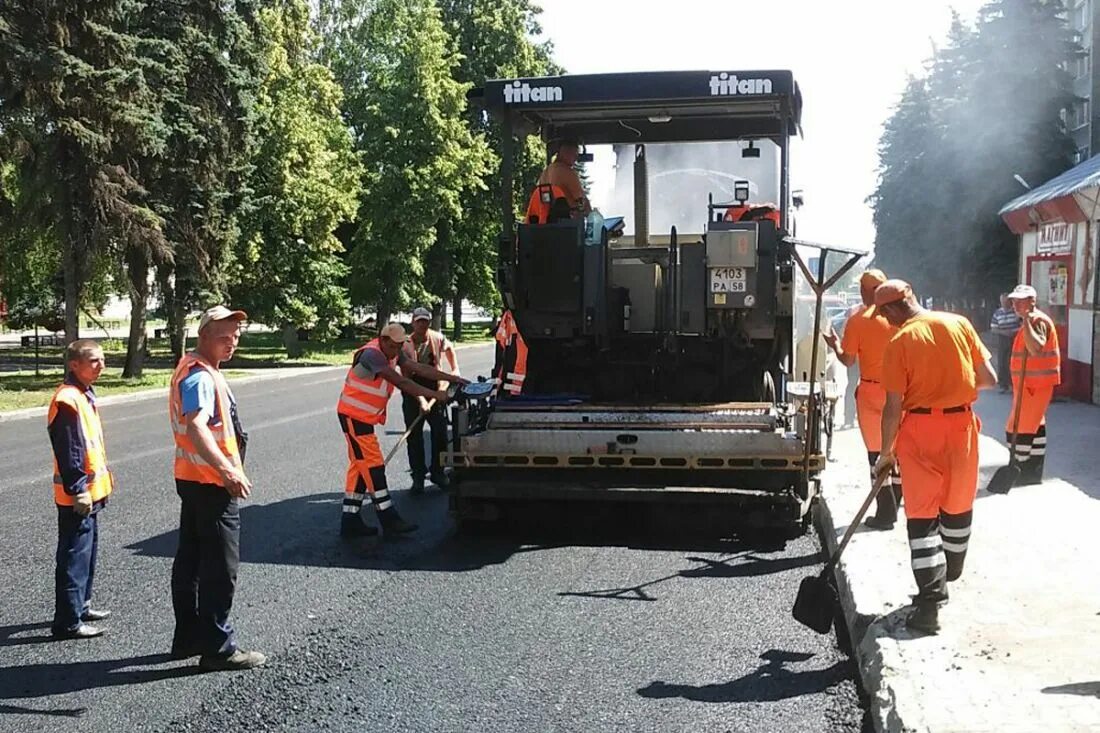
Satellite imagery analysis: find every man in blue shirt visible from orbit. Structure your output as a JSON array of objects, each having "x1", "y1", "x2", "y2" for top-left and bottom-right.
[{"x1": 48, "y1": 339, "x2": 113, "y2": 639}]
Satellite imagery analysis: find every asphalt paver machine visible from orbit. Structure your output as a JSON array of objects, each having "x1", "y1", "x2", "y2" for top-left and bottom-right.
[{"x1": 448, "y1": 70, "x2": 862, "y2": 530}]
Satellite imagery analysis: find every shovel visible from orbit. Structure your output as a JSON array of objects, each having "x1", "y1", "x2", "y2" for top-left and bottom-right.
[
  {"x1": 792, "y1": 468, "x2": 892, "y2": 634},
  {"x1": 986, "y1": 348, "x2": 1029, "y2": 495}
]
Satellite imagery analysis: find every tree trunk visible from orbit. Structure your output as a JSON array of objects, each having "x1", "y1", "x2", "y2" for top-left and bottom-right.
[
  {"x1": 452, "y1": 291, "x2": 463, "y2": 341},
  {"x1": 157, "y1": 265, "x2": 185, "y2": 364},
  {"x1": 123, "y1": 255, "x2": 149, "y2": 378},
  {"x1": 431, "y1": 301, "x2": 443, "y2": 331},
  {"x1": 63, "y1": 234, "x2": 81, "y2": 345},
  {"x1": 439, "y1": 300, "x2": 448, "y2": 332},
  {"x1": 172, "y1": 294, "x2": 187, "y2": 364},
  {"x1": 282, "y1": 323, "x2": 303, "y2": 358}
]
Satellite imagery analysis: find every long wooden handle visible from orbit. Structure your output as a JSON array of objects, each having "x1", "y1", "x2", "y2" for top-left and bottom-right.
[
  {"x1": 823, "y1": 468, "x2": 892, "y2": 574},
  {"x1": 384, "y1": 398, "x2": 436, "y2": 467},
  {"x1": 1007, "y1": 348, "x2": 1029, "y2": 467}
]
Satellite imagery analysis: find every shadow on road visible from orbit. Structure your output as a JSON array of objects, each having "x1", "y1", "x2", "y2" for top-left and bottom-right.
[
  {"x1": 0, "y1": 622, "x2": 53, "y2": 649},
  {"x1": 558, "y1": 542, "x2": 819, "y2": 602},
  {"x1": 637, "y1": 649, "x2": 851, "y2": 703},
  {"x1": 1042, "y1": 681, "x2": 1100, "y2": 698},
  {"x1": 0, "y1": 703, "x2": 87, "y2": 718},
  {"x1": 125, "y1": 492, "x2": 811, "y2": 575},
  {"x1": 0, "y1": 653, "x2": 199, "y2": 704}
]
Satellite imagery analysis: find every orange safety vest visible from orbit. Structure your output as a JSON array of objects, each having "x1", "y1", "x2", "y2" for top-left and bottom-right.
[
  {"x1": 402, "y1": 329, "x2": 459, "y2": 375},
  {"x1": 337, "y1": 339, "x2": 396, "y2": 425},
  {"x1": 48, "y1": 384, "x2": 113, "y2": 506},
  {"x1": 723, "y1": 203, "x2": 781, "y2": 228},
  {"x1": 494, "y1": 311, "x2": 528, "y2": 397},
  {"x1": 1010, "y1": 310, "x2": 1061, "y2": 387},
  {"x1": 525, "y1": 183, "x2": 571, "y2": 224},
  {"x1": 169, "y1": 353, "x2": 241, "y2": 485}
]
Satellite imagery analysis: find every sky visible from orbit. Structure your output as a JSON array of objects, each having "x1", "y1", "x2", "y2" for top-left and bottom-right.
[{"x1": 534, "y1": 0, "x2": 990, "y2": 255}]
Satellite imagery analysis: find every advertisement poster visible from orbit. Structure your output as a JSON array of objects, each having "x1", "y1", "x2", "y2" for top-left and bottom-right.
[{"x1": 1049, "y1": 263, "x2": 1069, "y2": 307}]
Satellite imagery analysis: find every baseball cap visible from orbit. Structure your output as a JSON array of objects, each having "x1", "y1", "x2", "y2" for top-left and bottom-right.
[
  {"x1": 379, "y1": 322, "x2": 408, "y2": 343},
  {"x1": 1007, "y1": 284, "x2": 1037, "y2": 300},
  {"x1": 860, "y1": 269, "x2": 887, "y2": 288},
  {"x1": 198, "y1": 305, "x2": 248, "y2": 333},
  {"x1": 873, "y1": 279, "x2": 912, "y2": 307},
  {"x1": 412, "y1": 307, "x2": 431, "y2": 322}
]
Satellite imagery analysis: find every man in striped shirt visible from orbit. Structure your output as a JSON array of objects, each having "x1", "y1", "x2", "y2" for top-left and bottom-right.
[{"x1": 990, "y1": 294, "x2": 1022, "y2": 393}]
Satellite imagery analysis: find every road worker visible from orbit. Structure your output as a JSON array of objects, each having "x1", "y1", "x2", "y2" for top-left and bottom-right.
[
  {"x1": 873, "y1": 280, "x2": 997, "y2": 634},
  {"x1": 526, "y1": 138, "x2": 590, "y2": 223},
  {"x1": 402, "y1": 307, "x2": 460, "y2": 493},
  {"x1": 338, "y1": 322, "x2": 466, "y2": 537},
  {"x1": 823, "y1": 269, "x2": 903, "y2": 530},
  {"x1": 48, "y1": 339, "x2": 113, "y2": 639},
  {"x1": 169, "y1": 305, "x2": 265, "y2": 671},
  {"x1": 1003, "y1": 284, "x2": 1060, "y2": 486}
]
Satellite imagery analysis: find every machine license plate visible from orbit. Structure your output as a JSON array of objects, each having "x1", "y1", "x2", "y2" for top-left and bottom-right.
[{"x1": 710, "y1": 267, "x2": 747, "y2": 293}]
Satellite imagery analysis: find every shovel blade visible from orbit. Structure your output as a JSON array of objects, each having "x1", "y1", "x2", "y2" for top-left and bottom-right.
[
  {"x1": 985, "y1": 464, "x2": 1020, "y2": 495},
  {"x1": 792, "y1": 574, "x2": 836, "y2": 634}
]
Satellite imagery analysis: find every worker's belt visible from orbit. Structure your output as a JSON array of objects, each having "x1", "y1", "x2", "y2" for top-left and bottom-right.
[{"x1": 908, "y1": 405, "x2": 969, "y2": 415}]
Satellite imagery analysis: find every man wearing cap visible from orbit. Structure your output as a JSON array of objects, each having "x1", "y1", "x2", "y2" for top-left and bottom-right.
[
  {"x1": 337, "y1": 322, "x2": 466, "y2": 537},
  {"x1": 402, "y1": 308, "x2": 460, "y2": 493},
  {"x1": 1003, "y1": 284, "x2": 1060, "y2": 486},
  {"x1": 873, "y1": 280, "x2": 997, "y2": 634},
  {"x1": 168, "y1": 305, "x2": 265, "y2": 671},
  {"x1": 823, "y1": 269, "x2": 902, "y2": 529}
]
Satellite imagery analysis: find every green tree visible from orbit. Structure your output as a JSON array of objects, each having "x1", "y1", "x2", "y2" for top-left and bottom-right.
[
  {"x1": 319, "y1": 0, "x2": 491, "y2": 324},
  {"x1": 229, "y1": 0, "x2": 362, "y2": 356},
  {"x1": 136, "y1": 0, "x2": 262, "y2": 369},
  {"x1": 438, "y1": 0, "x2": 558, "y2": 336},
  {"x1": 871, "y1": 1, "x2": 1075, "y2": 314},
  {"x1": 0, "y1": 0, "x2": 168, "y2": 343}
]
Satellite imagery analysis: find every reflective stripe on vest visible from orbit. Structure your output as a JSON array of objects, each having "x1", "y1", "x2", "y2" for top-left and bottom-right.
[
  {"x1": 48, "y1": 385, "x2": 113, "y2": 505},
  {"x1": 494, "y1": 311, "x2": 528, "y2": 398},
  {"x1": 337, "y1": 339, "x2": 395, "y2": 424},
  {"x1": 1010, "y1": 310, "x2": 1061, "y2": 387},
  {"x1": 169, "y1": 354, "x2": 240, "y2": 485}
]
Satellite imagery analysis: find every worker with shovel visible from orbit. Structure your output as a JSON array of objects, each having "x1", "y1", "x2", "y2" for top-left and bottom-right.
[
  {"x1": 1002, "y1": 284, "x2": 1060, "y2": 487},
  {"x1": 823, "y1": 268, "x2": 902, "y2": 530},
  {"x1": 337, "y1": 323, "x2": 467, "y2": 538},
  {"x1": 872, "y1": 280, "x2": 997, "y2": 634}
]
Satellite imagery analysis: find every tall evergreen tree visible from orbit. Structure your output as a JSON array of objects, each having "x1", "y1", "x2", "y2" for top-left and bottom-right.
[{"x1": 0, "y1": 0, "x2": 167, "y2": 343}]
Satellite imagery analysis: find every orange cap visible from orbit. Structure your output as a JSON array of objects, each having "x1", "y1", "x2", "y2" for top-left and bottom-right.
[
  {"x1": 873, "y1": 279, "x2": 912, "y2": 307},
  {"x1": 860, "y1": 269, "x2": 887, "y2": 288}
]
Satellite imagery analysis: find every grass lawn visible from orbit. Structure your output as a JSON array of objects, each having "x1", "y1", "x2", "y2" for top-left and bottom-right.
[
  {"x1": 0, "y1": 368, "x2": 247, "y2": 412},
  {"x1": 0, "y1": 323, "x2": 493, "y2": 412}
]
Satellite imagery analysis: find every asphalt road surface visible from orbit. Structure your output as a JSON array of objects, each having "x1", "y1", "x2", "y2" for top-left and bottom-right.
[{"x1": 0, "y1": 344, "x2": 869, "y2": 732}]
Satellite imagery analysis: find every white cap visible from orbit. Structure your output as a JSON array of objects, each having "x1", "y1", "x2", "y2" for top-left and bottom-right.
[
  {"x1": 412, "y1": 307, "x2": 431, "y2": 322},
  {"x1": 198, "y1": 305, "x2": 248, "y2": 332},
  {"x1": 379, "y1": 322, "x2": 408, "y2": 343},
  {"x1": 1007, "y1": 284, "x2": 1037, "y2": 300}
]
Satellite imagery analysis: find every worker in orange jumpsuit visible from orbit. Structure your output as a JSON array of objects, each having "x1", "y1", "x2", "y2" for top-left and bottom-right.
[
  {"x1": 823, "y1": 269, "x2": 901, "y2": 530},
  {"x1": 1003, "y1": 284, "x2": 1060, "y2": 486},
  {"x1": 874, "y1": 280, "x2": 997, "y2": 634},
  {"x1": 526, "y1": 138, "x2": 590, "y2": 223}
]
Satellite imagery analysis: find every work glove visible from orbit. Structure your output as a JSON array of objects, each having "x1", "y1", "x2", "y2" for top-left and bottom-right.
[{"x1": 73, "y1": 492, "x2": 94, "y2": 516}]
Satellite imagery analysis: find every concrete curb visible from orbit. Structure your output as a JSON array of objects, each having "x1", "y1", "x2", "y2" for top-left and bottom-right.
[
  {"x1": 0, "y1": 341, "x2": 492, "y2": 424},
  {"x1": 816, "y1": 476, "x2": 927, "y2": 733}
]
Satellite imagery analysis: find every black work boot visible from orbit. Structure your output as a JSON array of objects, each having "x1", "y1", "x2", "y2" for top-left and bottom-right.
[
  {"x1": 341, "y1": 513, "x2": 379, "y2": 538},
  {"x1": 1016, "y1": 457, "x2": 1044, "y2": 487},
  {"x1": 430, "y1": 470, "x2": 450, "y2": 491},
  {"x1": 864, "y1": 489, "x2": 898, "y2": 531},
  {"x1": 410, "y1": 476, "x2": 426, "y2": 494},
  {"x1": 905, "y1": 602, "x2": 941, "y2": 635},
  {"x1": 378, "y1": 508, "x2": 418, "y2": 535}
]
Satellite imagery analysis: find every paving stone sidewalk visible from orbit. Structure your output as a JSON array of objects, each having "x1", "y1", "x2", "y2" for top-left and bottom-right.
[{"x1": 820, "y1": 391, "x2": 1100, "y2": 733}]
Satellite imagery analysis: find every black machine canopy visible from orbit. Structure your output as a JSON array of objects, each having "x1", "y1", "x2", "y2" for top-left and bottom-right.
[{"x1": 472, "y1": 69, "x2": 802, "y2": 145}]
